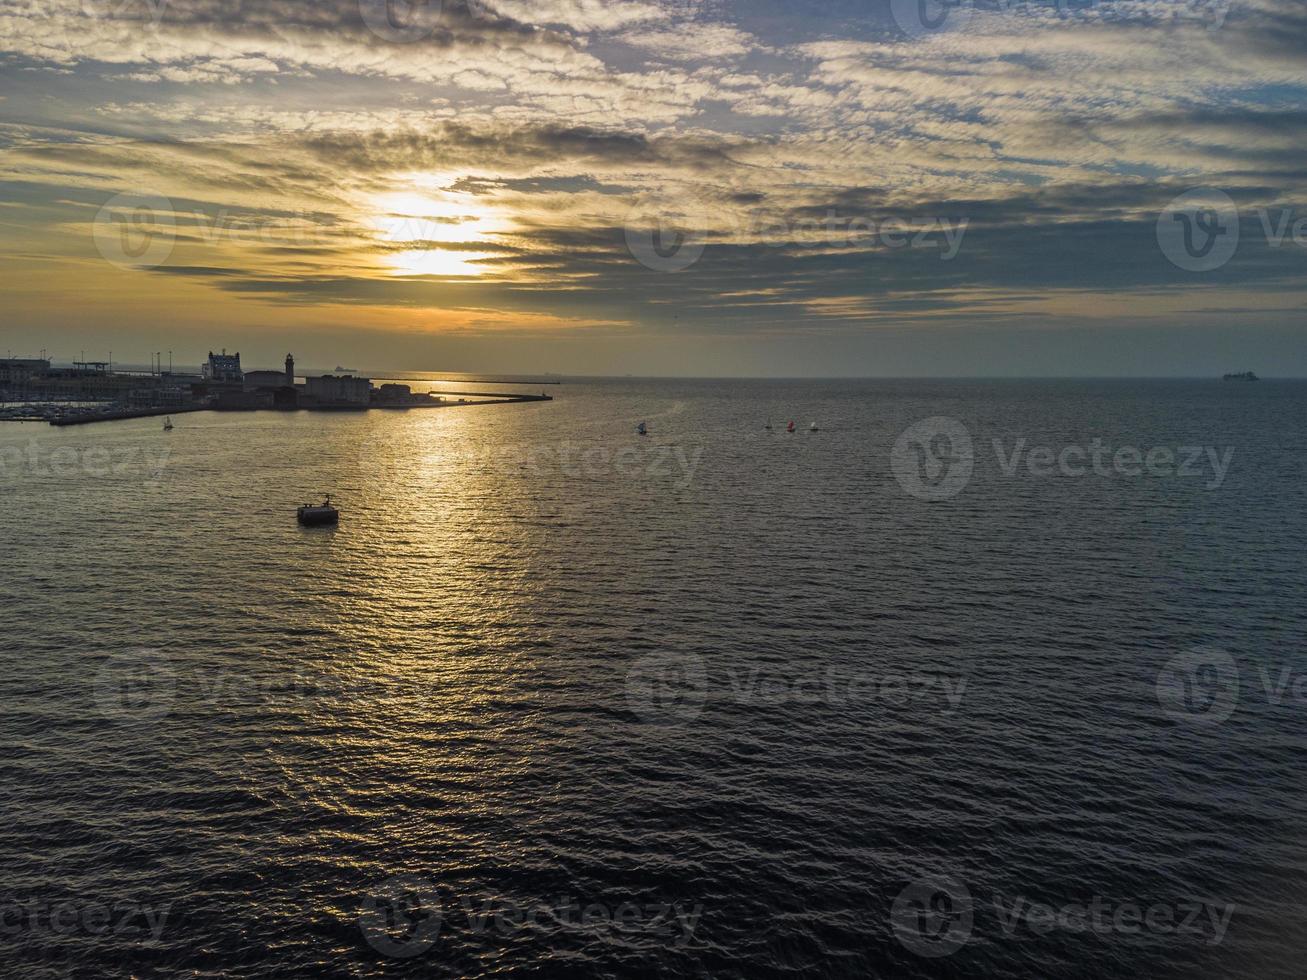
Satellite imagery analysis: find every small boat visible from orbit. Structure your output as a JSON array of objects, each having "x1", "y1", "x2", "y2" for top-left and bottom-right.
[
  {"x1": 637, "y1": 421, "x2": 649, "y2": 436},
  {"x1": 297, "y1": 497, "x2": 339, "y2": 527},
  {"x1": 765, "y1": 420, "x2": 773, "y2": 430},
  {"x1": 787, "y1": 421, "x2": 796, "y2": 433},
  {"x1": 163, "y1": 417, "x2": 173, "y2": 431},
  {"x1": 810, "y1": 423, "x2": 819, "y2": 432}
]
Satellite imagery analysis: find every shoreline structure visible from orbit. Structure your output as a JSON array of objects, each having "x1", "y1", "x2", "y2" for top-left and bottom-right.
[{"x1": 0, "y1": 351, "x2": 554, "y2": 426}]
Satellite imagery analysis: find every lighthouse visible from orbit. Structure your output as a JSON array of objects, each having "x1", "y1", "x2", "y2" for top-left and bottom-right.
[{"x1": 285, "y1": 353, "x2": 295, "y2": 387}]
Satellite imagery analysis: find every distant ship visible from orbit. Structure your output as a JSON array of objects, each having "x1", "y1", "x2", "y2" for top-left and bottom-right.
[
  {"x1": 335, "y1": 366, "x2": 358, "y2": 374},
  {"x1": 1223, "y1": 371, "x2": 1260, "y2": 382}
]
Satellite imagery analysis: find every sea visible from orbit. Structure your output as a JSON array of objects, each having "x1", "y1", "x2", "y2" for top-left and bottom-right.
[{"x1": 1, "y1": 377, "x2": 1305, "y2": 978}]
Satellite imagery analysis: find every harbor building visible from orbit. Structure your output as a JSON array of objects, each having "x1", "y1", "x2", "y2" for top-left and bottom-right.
[
  {"x1": 0, "y1": 358, "x2": 52, "y2": 385},
  {"x1": 202, "y1": 350, "x2": 243, "y2": 383},
  {"x1": 243, "y1": 370, "x2": 291, "y2": 390},
  {"x1": 305, "y1": 374, "x2": 371, "y2": 407}
]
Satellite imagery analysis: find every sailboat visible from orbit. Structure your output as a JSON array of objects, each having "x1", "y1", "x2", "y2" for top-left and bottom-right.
[
  {"x1": 637, "y1": 421, "x2": 649, "y2": 436},
  {"x1": 787, "y1": 421, "x2": 796, "y2": 433},
  {"x1": 163, "y1": 416, "x2": 174, "y2": 431}
]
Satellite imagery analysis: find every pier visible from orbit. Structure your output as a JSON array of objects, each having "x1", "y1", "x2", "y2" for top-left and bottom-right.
[{"x1": 48, "y1": 406, "x2": 204, "y2": 427}]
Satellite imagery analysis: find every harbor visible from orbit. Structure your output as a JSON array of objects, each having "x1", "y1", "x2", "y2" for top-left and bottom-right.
[{"x1": 0, "y1": 351, "x2": 552, "y2": 426}]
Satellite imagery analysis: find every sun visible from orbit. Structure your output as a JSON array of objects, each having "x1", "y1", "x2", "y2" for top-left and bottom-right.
[
  {"x1": 369, "y1": 184, "x2": 510, "y2": 279},
  {"x1": 390, "y1": 248, "x2": 494, "y2": 277}
]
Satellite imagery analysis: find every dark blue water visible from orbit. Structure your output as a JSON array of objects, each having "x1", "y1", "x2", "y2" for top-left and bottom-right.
[{"x1": 2, "y1": 378, "x2": 1305, "y2": 977}]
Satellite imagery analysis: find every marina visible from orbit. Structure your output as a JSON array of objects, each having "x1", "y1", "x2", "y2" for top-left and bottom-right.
[{"x1": 1, "y1": 351, "x2": 552, "y2": 427}]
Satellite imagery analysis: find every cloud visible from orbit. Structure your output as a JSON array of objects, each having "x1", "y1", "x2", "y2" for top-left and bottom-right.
[{"x1": 2, "y1": 0, "x2": 1307, "y2": 339}]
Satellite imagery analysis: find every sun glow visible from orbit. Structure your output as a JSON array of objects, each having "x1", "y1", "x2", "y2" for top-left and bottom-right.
[{"x1": 370, "y1": 185, "x2": 511, "y2": 279}]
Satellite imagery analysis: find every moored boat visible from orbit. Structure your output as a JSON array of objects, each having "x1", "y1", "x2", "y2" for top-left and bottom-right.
[{"x1": 297, "y1": 498, "x2": 339, "y2": 526}]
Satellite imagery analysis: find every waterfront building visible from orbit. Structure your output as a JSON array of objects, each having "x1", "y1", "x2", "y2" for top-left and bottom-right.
[
  {"x1": 243, "y1": 370, "x2": 291, "y2": 390},
  {"x1": 0, "y1": 358, "x2": 51, "y2": 384},
  {"x1": 305, "y1": 374, "x2": 372, "y2": 407},
  {"x1": 202, "y1": 350, "x2": 243, "y2": 383}
]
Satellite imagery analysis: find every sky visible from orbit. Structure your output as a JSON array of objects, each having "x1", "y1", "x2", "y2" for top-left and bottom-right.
[{"x1": 0, "y1": 0, "x2": 1305, "y2": 376}]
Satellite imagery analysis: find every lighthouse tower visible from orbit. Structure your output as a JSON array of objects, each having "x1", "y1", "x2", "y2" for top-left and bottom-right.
[{"x1": 285, "y1": 353, "x2": 295, "y2": 387}]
